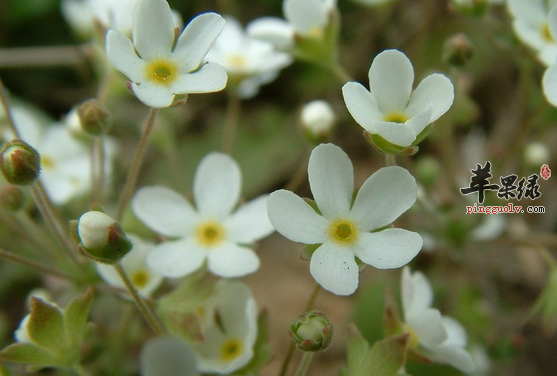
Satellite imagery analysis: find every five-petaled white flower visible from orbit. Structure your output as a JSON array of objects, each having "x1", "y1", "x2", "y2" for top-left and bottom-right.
[
  {"x1": 132, "y1": 153, "x2": 274, "y2": 279},
  {"x1": 342, "y1": 49, "x2": 454, "y2": 149},
  {"x1": 267, "y1": 143, "x2": 422, "y2": 296},
  {"x1": 206, "y1": 16, "x2": 293, "y2": 99},
  {"x1": 193, "y1": 280, "x2": 257, "y2": 374},
  {"x1": 507, "y1": 0, "x2": 557, "y2": 67},
  {"x1": 401, "y1": 267, "x2": 475, "y2": 373},
  {"x1": 105, "y1": 0, "x2": 227, "y2": 108}
]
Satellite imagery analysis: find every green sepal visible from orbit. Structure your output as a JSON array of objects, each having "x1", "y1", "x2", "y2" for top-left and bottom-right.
[
  {"x1": 363, "y1": 131, "x2": 419, "y2": 156},
  {"x1": 382, "y1": 289, "x2": 403, "y2": 337},
  {"x1": 302, "y1": 244, "x2": 320, "y2": 261},
  {"x1": 0, "y1": 343, "x2": 65, "y2": 368},
  {"x1": 292, "y1": 9, "x2": 340, "y2": 65},
  {"x1": 64, "y1": 287, "x2": 94, "y2": 347},
  {"x1": 27, "y1": 297, "x2": 66, "y2": 352}
]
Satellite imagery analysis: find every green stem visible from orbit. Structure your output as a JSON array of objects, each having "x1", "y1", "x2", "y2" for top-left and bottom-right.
[
  {"x1": 116, "y1": 108, "x2": 158, "y2": 221},
  {"x1": 0, "y1": 75, "x2": 21, "y2": 138},
  {"x1": 221, "y1": 92, "x2": 241, "y2": 154},
  {"x1": 328, "y1": 61, "x2": 354, "y2": 83},
  {"x1": 0, "y1": 247, "x2": 74, "y2": 280},
  {"x1": 285, "y1": 147, "x2": 311, "y2": 192},
  {"x1": 112, "y1": 263, "x2": 165, "y2": 335},
  {"x1": 384, "y1": 154, "x2": 397, "y2": 167},
  {"x1": 294, "y1": 352, "x2": 315, "y2": 376},
  {"x1": 91, "y1": 136, "x2": 106, "y2": 204}
]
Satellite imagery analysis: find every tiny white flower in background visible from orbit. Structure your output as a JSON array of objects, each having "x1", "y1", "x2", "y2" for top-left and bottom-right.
[
  {"x1": 247, "y1": 0, "x2": 337, "y2": 50},
  {"x1": 132, "y1": 153, "x2": 275, "y2": 279},
  {"x1": 507, "y1": 0, "x2": 557, "y2": 66},
  {"x1": 105, "y1": 0, "x2": 227, "y2": 108},
  {"x1": 96, "y1": 235, "x2": 163, "y2": 297},
  {"x1": 342, "y1": 49, "x2": 454, "y2": 148},
  {"x1": 401, "y1": 267, "x2": 475, "y2": 373},
  {"x1": 206, "y1": 16, "x2": 292, "y2": 99},
  {"x1": 300, "y1": 100, "x2": 336, "y2": 138},
  {"x1": 193, "y1": 280, "x2": 257, "y2": 374},
  {"x1": 523, "y1": 141, "x2": 551, "y2": 166},
  {"x1": 267, "y1": 143, "x2": 422, "y2": 296}
]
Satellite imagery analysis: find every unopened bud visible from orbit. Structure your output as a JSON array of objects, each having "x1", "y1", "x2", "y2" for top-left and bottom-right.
[
  {"x1": 0, "y1": 185, "x2": 25, "y2": 211},
  {"x1": 443, "y1": 33, "x2": 474, "y2": 67},
  {"x1": 73, "y1": 211, "x2": 132, "y2": 264},
  {"x1": 290, "y1": 310, "x2": 333, "y2": 352},
  {"x1": 300, "y1": 100, "x2": 336, "y2": 143},
  {"x1": 76, "y1": 99, "x2": 111, "y2": 136},
  {"x1": 0, "y1": 139, "x2": 41, "y2": 185}
]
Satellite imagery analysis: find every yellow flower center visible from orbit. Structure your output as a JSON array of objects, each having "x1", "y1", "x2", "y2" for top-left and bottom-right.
[
  {"x1": 196, "y1": 221, "x2": 226, "y2": 247},
  {"x1": 226, "y1": 54, "x2": 248, "y2": 69},
  {"x1": 307, "y1": 26, "x2": 325, "y2": 39},
  {"x1": 328, "y1": 219, "x2": 358, "y2": 244},
  {"x1": 145, "y1": 59, "x2": 178, "y2": 86},
  {"x1": 220, "y1": 338, "x2": 243, "y2": 362},
  {"x1": 383, "y1": 112, "x2": 408, "y2": 123},
  {"x1": 41, "y1": 155, "x2": 55, "y2": 170},
  {"x1": 542, "y1": 22, "x2": 554, "y2": 43},
  {"x1": 131, "y1": 270, "x2": 150, "y2": 289},
  {"x1": 402, "y1": 324, "x2": 420, "y2": 349}
]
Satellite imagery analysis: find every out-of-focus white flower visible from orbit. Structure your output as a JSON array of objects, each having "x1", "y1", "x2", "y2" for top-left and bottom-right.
[
  {"x1": 132, "y1": 153, "x2": 274, "y2": 279},
  {"x1": 206, "y1": 16, "x2": 292, "y2": 99},
  {"x1": 96, "y1": 235, "x2": 163, "y2": 297},
  {"x1": 401, "y1": 267, "x2": 475, "y2": 373},
  {"x1": 523, "y1": 141, "x2": 551, "y2": 166},
  {"x1": 342, "y1": 49, "x2": 454, "y2": 149},
  {"x1": 507, "y1": 0, "x2": 557, "y2": 66},
  {"x1": 542, "y1": 8, "x2": 557, "y2": 106},
  {"x1": 267, "y1": 143, "x2": 422, "y2": 296},
  {"x1": 300, "y1": 100, "x2": 336, "y2": 140},
  {"x1": 141, "y1": 337, "x2": 199, "y2": 376},
  {"x1": 106, "y1": 0, "x2": 227, "y2": 108},
  {"x1": 247, "y1": 0, "x2": 337, "y2": 50},
  {"x1": 192, "y1": 281, "x2": 257, "y2": 374}
]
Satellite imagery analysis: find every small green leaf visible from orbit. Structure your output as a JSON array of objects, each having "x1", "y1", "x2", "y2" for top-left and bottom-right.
[
  {"x1": 367, "y1": 334, "x2": 409, "y2": 376},
  {"x1": 64, "y1": 287, "x2": 94, "y2": 347},
  {"x1": 27, "y1": 297, "x2": 66, "y2": 352},
  {"x1": 344, "y1": 325, "x2": 373, "y2": 376},
  {"x1": 0, "y1": 343, "x2": 62, "y2": 368}
]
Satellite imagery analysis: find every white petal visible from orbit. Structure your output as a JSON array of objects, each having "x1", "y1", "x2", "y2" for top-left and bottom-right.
[
  {"x1": 308, "y1": 143, "x2": 354, "y2": 218},
  {"x1": 146, "y1": 239, "x2": 205, "y2": 278},
  {"x1": 342, "y1": 82, "x2": 384, "y2": 132},
  {"x1": 543, "y1": 63, "x2": 557, "y2": 106},
  {"x1": 132, "y1": 0, "x2": 175, "y2": 60},
  {"x1": 428, "y1": 345, "x2": 475, "y2": 373},
  {"x1": 507, "y1": 0, "x2": 545, "y2": 24},
  {"x1": 406, "y1": 74, "x2": 453, "y2": 122},
  {"x1": 550, "y1": 7, "x2": 557, "y2": 42},
  {"x1": 131, "y1": 82, "x2": 176, "y2": 108},
  {"x1": 404, "y1": 103, "x2": 433, "y2": 138},
  {"x1": 352, "y1": 228, "x2": 422, "y2": 269},
  {"x1": 350, "y1": 166, "x2": 417, "y2": 231},
  {"x1": 132, "y1": 186, "x2": 197, "y2": 237},
  {"x1": 207, "y1": 244, "x2": 260, "y2": 277},
  {"x1": 372, "y1": 121, "x2": 417, "y2": 147},
  {"x1": 309, "y1": 242, "x2": 359, "y2": 296},
  {"x1": 141, "y1": 337, "x2": 198, "y2": 376},
  {"x1": 442, "y1": 316, "x2": 468, "y2": 347},
  {"x1": 194, "y1": 153, "x2": 241, "y2": 218},
  {"x1": 401, "y1": 267, "x2": 434, "y2": 319},
  {"x1": 369, "y1": 49, "x2": 414, "y2": 113},
  {"x1": 247, "y1": 17, "x2": 294, "y2": 50},
  {"x1": 284, "y1": 0, "x2": 328, "y2": 34},
  {"x1": 106, "y1": 30, "x2": 145, "y2": 82},
  {"x1": 171, "y1": 63, "x2": 227, "y2": 94},
  {"x1": 267, "y1": 190, "x2": 328, "y2": 244},
  {"x1": 225, "y1": 195, "x2": 275, "y2": 243},
  {"x1": 173, "y1": 13, "x2": 226, "y2": 70},
  {"x1": 407, "y1": 308, "x2": 448, "y2": 347}
]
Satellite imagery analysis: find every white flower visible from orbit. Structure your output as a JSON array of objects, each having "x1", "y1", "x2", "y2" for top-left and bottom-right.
[
  {"x1": 342, "y1": 49, "x2": 454, "y2": 148},
  {"x1": 267, "y1": 143, "x2": 422, "y2": 296},
  {"x1": 247, "y1": 0, "x2": 336, "y2": 50},
  {"x1": 105, "y1": 0, "x2": 227, "y2": 108},
  {"x1": 193, "y1": 280, "x2": 257, "y2": 374},
  {"x1": 206, "y1": 16, "x2": 292, "y2": 99},
  {"x1": 96, "y1": 235, "x2": 163, "y2": 297},
  {"x1": 401, "y1": 267, "x2": 475, "y2": 373},
  {"x1": 141, "y1": 337, "x2": 199, "y2": 376},
  {"x1": 507, "y1": 0, "x2": 557, "y2": 66},
  {"x1": 300, "y1": 100, "x2": 336, "y2": 138},
  {"x1": 132, "y1": 153, "x2": 275, "y2": 278}
]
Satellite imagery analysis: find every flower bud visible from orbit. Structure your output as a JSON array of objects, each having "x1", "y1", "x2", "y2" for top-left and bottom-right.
[
  {"x1": 443, "y1": 33, "x2": 474, "y2": 68},
  {"x1": 289, "y1": 310, "x2": 333, "y2": 352},
  {"x1": 76, "y1": 99, "x2": 112, "y2": 136},
  {"x1": 0, "y1": 185, "x2": 25, "y2": 211},
  {"x1": 300, "y1": 100, "x2": 336, "y2": 143},
  {"x1": 0, "y1": 139, "x2": 41, "y2": 185},
  {"x1": 73, "y1": 211, "x2": 132, "y2": 264}
]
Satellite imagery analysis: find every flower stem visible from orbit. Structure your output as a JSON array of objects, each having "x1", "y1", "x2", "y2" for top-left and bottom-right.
[
  {"x1": 0, "y1": 247, "x2": 74, "y2": 280},
  {"x1": 294, "y1": 352, "x2": 314, "y2": 376},
  {"x1": 116, "y1": 108, "x2": 158, "y2": 221},
  {"x1": 328, "y1": 61, "x2": 353, "y2": 83},
  {"x1": 91, "y1": 136, "x2": 106, "y2": 204},
  {"x1": 384, "y1": 154, "x2": 397, "y2": 167},
  {"x1": 0, "y1": 75, "x2": 21, "y2": 138},
  {"x1": 285, "y1": 147, "x2": 311, "y2": 192},
  {"x1": 112, "y1": 263, "x2": 165, "y2": 335},
  {"x1": 221, "y1": 92, "x2": 241, "y2": 154}
]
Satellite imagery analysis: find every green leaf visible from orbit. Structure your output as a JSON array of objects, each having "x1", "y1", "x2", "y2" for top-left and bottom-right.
[
  {"x1": 367, "y1": 334, "x2": 409, "y2": 376},
  {"x1": 344, "y1": 325, "x2": 373, "y2": 376},
  {"x1": 0, "y1": 343, "x2": 63, "y2": 368},
  {"x1": 64, "y1": 287, "x2": 94, "y2": 347},
  {"x1": 27, "y1": 297, "x2": 66, "y2": 352}
]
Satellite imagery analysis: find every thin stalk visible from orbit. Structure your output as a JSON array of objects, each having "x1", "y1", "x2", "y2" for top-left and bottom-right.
[
  {"x1": 91, "y1": 136, "x2": 106, "y2": 203},
  {"x1": 221, "y1": 92, "x2": 241, "y2": 154},
  {"x1": 0, "y1": 75, "x2": 21, "y2": 138},
  {"x1": 116, "y1": 108, "x2": 158, "y2": 220},
  {"x1": 384, "y1": 154, "x2": 397, "y2": 167},
  {"x1": 112, "y1": 263, "x2": 165, "y2": 335},
  {"x1": 285, "y1": 148, "x2": 311, "y2": 192},
  {"x1": 0, "y1": 247, "x2": 74, "y2": 280},
  {"x1": 16, "y1": 212, "x2": 60, "y2": 258},
  {"x1": 0, "y1": 211, "x2": 56, "y2": 257},
  {"x1": 294, "y1": 352, "x2": 314, "y2": 376},
  {"x1": 328, "y1": 61, "x2": 353, "y2": 83}
]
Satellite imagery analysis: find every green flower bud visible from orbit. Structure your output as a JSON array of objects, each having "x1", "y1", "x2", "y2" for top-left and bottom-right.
[
  {"x1": 73, "y1": 211, "x2": 132, "y2": 264},
  {"x1": 443, "y1": 33, "x2": 474, "y2": 68},
  {"x1": 0, "y1": 185, "x2": 25, "y2": 211},
  {"x1": 76, "y1": 99, "x2": 112, "y2": 136},
  {"x1": 0, "y1": 139, "x2": 41, "y2": 185},
  {"x1": 289, "y1": 310, "x2": 333, "y2": 352}
]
